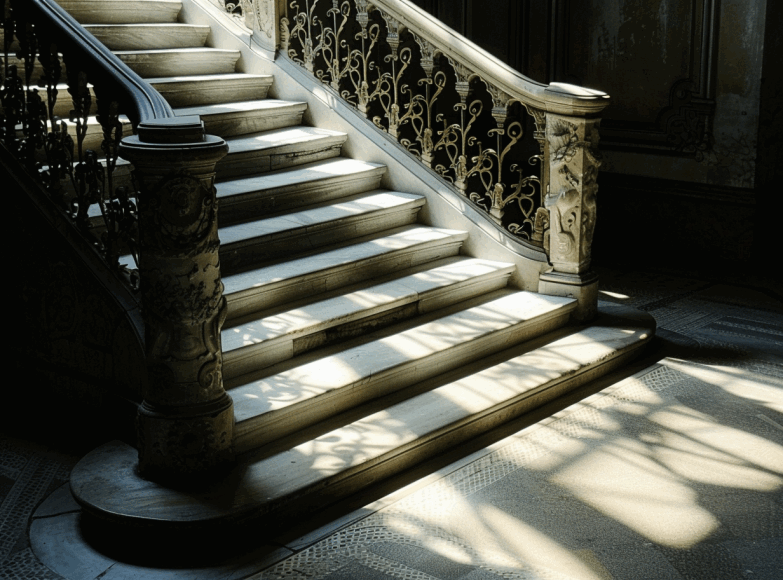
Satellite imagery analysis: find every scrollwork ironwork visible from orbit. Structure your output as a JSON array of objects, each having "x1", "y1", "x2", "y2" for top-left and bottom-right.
[
  {"x1": 272, "y1": 0, "x2": 548, "y2": 240},
  {"x1": 1, "y1": 4, "x2": 140, "y2": 288}
]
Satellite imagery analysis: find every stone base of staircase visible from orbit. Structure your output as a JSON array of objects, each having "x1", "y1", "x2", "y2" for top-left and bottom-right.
[{"x1": 69, "y1": 302, "x2": 654, "y2": 540}]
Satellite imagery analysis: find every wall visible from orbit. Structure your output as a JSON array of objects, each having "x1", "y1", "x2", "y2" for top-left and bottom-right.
[{"x1": 410, "y1": 0, "x2": 776, "y2": 271}]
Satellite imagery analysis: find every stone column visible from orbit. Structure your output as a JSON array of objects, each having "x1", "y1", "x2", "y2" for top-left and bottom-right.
[
  {"x1": 538, "y1": 111, "x2": 602, "y2": 322},
  {"x1": 118, "y1": 117, "x2": 232, "y2": 482}
]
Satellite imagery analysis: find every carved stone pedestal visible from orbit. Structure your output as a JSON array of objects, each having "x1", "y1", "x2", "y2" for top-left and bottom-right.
[
  {"x1": 540, "y1": 102, "x2": 603, "y2": 322},
  {"x1": 539, "y1": 270, "x2": 599, "y2": 322},
  {"x1": 118, "y1": 117, "x2": 232, "y2": 482}
]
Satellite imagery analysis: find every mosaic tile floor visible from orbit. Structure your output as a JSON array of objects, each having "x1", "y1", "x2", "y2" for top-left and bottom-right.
[{"x1": 2, "y1": 267, "x2": 781, "y2": 580}]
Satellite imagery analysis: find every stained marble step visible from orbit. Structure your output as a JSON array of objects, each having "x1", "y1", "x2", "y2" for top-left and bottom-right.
[
  {"x1": 222, "y1": 225, "x2": 469, "y2": 323},
  {"x1": 222, "y1": 257, "x2": 515, "y2": 380},
  {"x1": 174, "y1": 100, "x2": 308, "y2": 138},
  {"x1": 83, "y1": 23, "x2": 210, "y2": 50},
  {"x1": 70, "y1": 304, "x2": 654, "y2": 531},
  {"x1": 217, "y1": 126, "x2": 348, "y2": 179},
  {"x1": 57, "y1": 0, "x2": 182, "y2": 24},
  {"x1": 219, "y1": 190, "x2": 425, "y2": 274},
  {"x1": 115, "y1": 48, "x2": 240, "y2": 78},
  {"x1": 230, "y1": 291, "x2": 577, "y2": 453},
  {"x1": 215, "y1": 158, "x2": 387, "y2": 225},
  {"x1": 147, "y1": 74, "x2": 273, "y2": 108}
]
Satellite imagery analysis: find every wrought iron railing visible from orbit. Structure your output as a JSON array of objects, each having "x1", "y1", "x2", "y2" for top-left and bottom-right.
[
  {"x1": 1, "y1": 0, "x2": 175, "y2": 288},
  {"x1": 3, "y1": 0, "x2": 235, "y2": 479},
  {"x1": 215, "y1": 0, "x2": 609, "y2": 274}
]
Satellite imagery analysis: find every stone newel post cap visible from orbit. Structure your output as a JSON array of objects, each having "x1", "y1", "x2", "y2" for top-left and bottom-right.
[{"x1": 137, "y1": 115, "x2": 206, "y2": 144}]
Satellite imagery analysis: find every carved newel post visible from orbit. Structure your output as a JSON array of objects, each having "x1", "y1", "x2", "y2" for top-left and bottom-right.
[
  {"x1": 539, "y1": 85, "x2": 607, "y2": 322},
  {"x1": 118, "y1": 117, "x2": 232, "y2": 482}
]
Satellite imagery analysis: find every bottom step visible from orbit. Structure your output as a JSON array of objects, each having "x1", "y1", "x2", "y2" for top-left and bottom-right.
[{"x1": 69, "y1": 302, "x2": 654, "y2": 530}]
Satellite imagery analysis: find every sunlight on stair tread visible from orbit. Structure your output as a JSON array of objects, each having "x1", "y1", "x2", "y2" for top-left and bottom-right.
[
  {"x1": 222, "y1": 228, "x2": 464, "y2": 294},
  {"x1": 222, "y1": 259, "x2": 510, "y2": 352},
  {"x1": 215, "y1": 159, "x2": 384, "y2": 197},
  {"x1": 231, "y1": 293, "x2": 571, "y2": 418},
  {"x1": 210, "y1": 190, "x2": 416, "y2": 235},
  {"x1": 173, "y1": 99, "x2": 306, "y2": 116}
]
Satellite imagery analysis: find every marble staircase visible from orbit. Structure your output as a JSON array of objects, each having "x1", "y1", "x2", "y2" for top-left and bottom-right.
[{"x1": 45, "y1": 0, "x2": 655, "y2": 532}]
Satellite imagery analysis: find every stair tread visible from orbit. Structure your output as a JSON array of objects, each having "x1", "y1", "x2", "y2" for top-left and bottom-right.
[
  {"x1": 219, "y1": 190, "x2": 424, "y2": 247},
  {"x1": 70, "y1": 305, "x2": 655, "y2": 525},
  {"x1": 173, "y1": 99, "x2": 307, "y2": 119},
  {"x1": 146, "y1": 72, "x2": 273, "y2": 84},
  {"x1": 57, "y1": 0, "x2": 182, "y2": 24},
  {"x1": 222, "y1": 226, "x2": 468, "y2": 299},
  {"x1": 83, "y1": 23, "x2": 210, "y2": 50},
  {"x1": 222, "y1": 258, "x2": 514, "y2": 354},
  {"x1": 241, "y1": 309, "x2": 651, "y2": 506},
  {"x1": 175, "y1": 100, "x2": 308, "y2": 136},
  {"x1": 114, "y1": 47, "x2": 239, "y2": 56},
  {"x1": 222, "y1": 126, "x2": 348, "y2": 155},
  {"x1": 230, "y1": 292, "x2": 573, "y2": 422},
  {"x1": 215, "y1": 158, "x2": 386, "y2": 200},
  {"x1": 147, "y1": 73, "x2": 274, "y2": 106}
]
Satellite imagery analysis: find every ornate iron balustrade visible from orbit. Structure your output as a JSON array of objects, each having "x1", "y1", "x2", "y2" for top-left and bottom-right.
[
  {"x1": 2, "y1": 0, "x2": 234, "y2": 481},
  {"x1": 216, "y1": 0, "x2": 609, "y2": 279},
  {"x1": 1, "y1": 0, "x2": 175, "y2": 287}
]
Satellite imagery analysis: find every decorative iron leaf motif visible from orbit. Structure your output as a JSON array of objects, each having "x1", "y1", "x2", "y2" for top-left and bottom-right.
[
  {"x1": 275, "y1": 0, "x2": 546, "y2": 240},
  {"x1": 1, "y1": 6, "x2": 140, "y2": 288}
]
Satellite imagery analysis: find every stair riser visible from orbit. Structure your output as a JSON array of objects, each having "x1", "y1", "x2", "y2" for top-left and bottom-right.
[
  {"x1": 225, "y1": 238, "x2": 465, "y2": 323},
  {"x1": 234, "y1": 308, "x2": 573, "y2": 453},
  {"x1": 198, "y1": 110, "x2": 306, "y2": 139},
  {"x1": 150, "y1": 78, "x2": 273, "y2": 108},
  {"x1": 57, "y1": 1, "x2": 182, "y2": 24},
  {"x1": 216, "y1": 143, "x2": 344, "y2": 180},
  {"x1": 223, "y1": 273, "x2": 511, "y2": 381},
  {"x1": 84, "y1": 25, "x2": 210, "y2": 50},
  {"x1": 117, "y1": 52, "x2": 238, "y2": 78},
  {"x1": 220, "y1": 207, "x2": 422, "y2": 275},
  {"x1": 218, "y1": 173, "x2": 385, "y2": 225},
  {"x1": 258, "y1": 341, "x2": 649, "y2": 523}
]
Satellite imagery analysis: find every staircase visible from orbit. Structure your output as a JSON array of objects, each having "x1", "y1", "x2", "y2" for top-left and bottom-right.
[{"x1": 21, "y1": 0, "x2": 654, "y2": 531}]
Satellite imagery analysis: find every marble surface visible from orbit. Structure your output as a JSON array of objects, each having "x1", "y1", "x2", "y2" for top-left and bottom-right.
[{"x1": 3, "y1": 268, "x2": 781, "y2": 579}]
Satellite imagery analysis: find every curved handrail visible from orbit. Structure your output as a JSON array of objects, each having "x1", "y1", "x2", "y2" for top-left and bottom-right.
[
  {"x1": 17, "y1": 0, "x2": 175, "y2": 127},
  {"x1": 369, "y1": 0, "x2": 610, "y2": 116}
]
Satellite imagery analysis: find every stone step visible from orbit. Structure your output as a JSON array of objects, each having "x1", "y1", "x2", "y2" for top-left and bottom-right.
[
  {"x1": 70, "y1": 304, "x2": 655, "y2": 531},
  {"x1": 83, "y1": 23, "x2": 210, "y2": 50},
  {"x1": 230, "y1": 291, "x2": 577, "y2": 453},
  {"x1": 57, "y1": 0, "x2": 182, "y2": 24},
  {"x1": 115, "y1": 48, "x2": 240, "y2": 78},
  {"x1": 219, "y1": 190, "x2": 426, "y2": 274},
  {"x1": 147, "y1": 74, "x2": 274, "y2": 108},
  {"x1": 222, "y1": 257, "x2": 515, "y2": 380},
  {"x1": 87, "y1": 157, "x2": 386, "y2": 227},
  {"x1": 222, "y1": 225, "x2": 469, "y2": 323},
  {"x1": 215, "y1": 158, "x2": 387, "y2": 225},
  {"x1": 174, "y1": 100, "x2": 308, "y2": 138},
  {"x1": 217, "y1": 126, "x2": 348, "y2": 179}
]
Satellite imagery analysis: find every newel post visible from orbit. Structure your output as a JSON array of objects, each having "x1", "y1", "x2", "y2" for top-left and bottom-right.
[
  {"x1": 118, "y1": 117, "x2": 232, "y2": 482},
  {"x1": 539, "y1": 85, "x2": 608, "y2": 322}
]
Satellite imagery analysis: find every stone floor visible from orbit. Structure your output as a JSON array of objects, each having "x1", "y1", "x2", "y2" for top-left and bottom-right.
[{"x1": 2, "y1": 266, "x2": 781, "y2": 580}]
